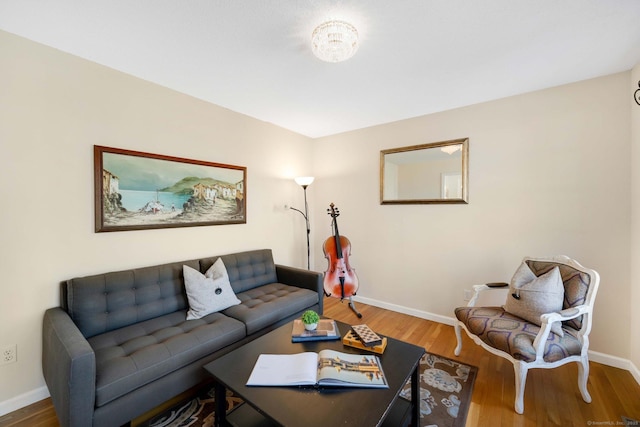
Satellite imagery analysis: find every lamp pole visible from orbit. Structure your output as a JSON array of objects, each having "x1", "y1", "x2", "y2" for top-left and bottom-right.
[{"x1": 290, "y1": 177, "x2": 314, "y2": 270}]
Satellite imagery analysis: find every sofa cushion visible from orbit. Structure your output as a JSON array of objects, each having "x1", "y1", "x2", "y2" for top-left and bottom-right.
[
  {"x1": 88, "y1": 311, "x2": 246, "y2": 407},
  {"x1": 201, "y1": 249, "x2": 278, "y2": 294},
  {"x1": 184, "y1": 260, "x2": 240, "y2": 320},
  {"x1": 67, "y1": 260, "x2": 198, "y2": 338},
  {"x1": 223, "y1": 283, "x2": 318, "y2": 334}
]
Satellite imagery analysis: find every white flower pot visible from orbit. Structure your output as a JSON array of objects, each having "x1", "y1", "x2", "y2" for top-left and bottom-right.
[{"x1": 304, "y1": 322, "x2": 318, "y2": 331}]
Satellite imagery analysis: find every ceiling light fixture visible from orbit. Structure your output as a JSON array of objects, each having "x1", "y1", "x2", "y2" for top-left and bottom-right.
[{"x1": 311, "y1": 20, "x2": 359, "y2": 63}]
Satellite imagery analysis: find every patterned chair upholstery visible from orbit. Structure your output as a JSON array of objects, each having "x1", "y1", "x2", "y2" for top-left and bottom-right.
[{"x1": 454, "y1": 255, "x2": 600, "y2": 414}]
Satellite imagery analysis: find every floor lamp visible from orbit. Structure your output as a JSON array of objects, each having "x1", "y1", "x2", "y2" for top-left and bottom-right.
[{"x1": 290, "y1": 176, "x2": 314, "y2": 270}]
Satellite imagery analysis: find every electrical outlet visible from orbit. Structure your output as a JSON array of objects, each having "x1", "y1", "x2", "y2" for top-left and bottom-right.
[
  {"x1": 1, "y1": 344, "x2": 16, "y2": 365},
  {"x1": 463, "y1": 290, "x2": 472, "y2": 301}
]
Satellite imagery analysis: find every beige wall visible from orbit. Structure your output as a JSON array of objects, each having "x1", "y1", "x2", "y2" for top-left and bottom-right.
[
  {"x1": 0, "y1": 30, "x2": 314, "y2": 409},
  {"x1": 313, "y1": 72, "x2": 631, "y2": 360},
  {"x1": 1, "y1": 28, "x2": 638, "y2": 414},
  {"x1": 631, "y1": 63, "x2": 640, "y2": 380}
]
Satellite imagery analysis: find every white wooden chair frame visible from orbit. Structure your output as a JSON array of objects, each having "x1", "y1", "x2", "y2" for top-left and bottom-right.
[{"x1": 454, "y1": 255, "x2": 600, "y2": 414}]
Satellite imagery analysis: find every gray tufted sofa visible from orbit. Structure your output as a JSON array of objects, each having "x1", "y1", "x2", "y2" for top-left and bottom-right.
[{"x1": 42, "y1": 249, "x2": 323, "y2": 427}]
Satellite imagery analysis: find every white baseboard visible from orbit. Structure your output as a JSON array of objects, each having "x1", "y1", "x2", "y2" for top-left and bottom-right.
[
  {"x1": 354, "y1": 295, "x2": 456, "y2": 326},
  {"x1": 0, "y1": 386, "x2": 49, "y2": 417},
  {"x1": 588, "y1": 350, "x2": 632, "y2": 371},
  {"x1": 353, "y1": 295, "x2": 640, "y2": 387},
  {"x1": 630, "y1": 360, "x2": 640, "y2": 385}
]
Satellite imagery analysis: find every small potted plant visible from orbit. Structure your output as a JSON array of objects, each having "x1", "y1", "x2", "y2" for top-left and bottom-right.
[{"x1": 301, "y1": 309, "x2": 320, "y2": 331}]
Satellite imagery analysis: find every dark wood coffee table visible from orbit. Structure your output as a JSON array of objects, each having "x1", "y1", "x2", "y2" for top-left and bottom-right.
[{"x1": 204, "y1": 319, "x2": 425, "y2": 426}]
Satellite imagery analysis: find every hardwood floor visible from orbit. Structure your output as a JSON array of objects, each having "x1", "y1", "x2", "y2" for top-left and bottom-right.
[
  {"x1": 2, "y1": 298, "x2": 639, "y2": 426},
  {"x1": 0, "y1": 398, "x2": 59, "y2": 427},
  {"x1": 324, "y1": 298, "x2": 640, "y2": 427}
]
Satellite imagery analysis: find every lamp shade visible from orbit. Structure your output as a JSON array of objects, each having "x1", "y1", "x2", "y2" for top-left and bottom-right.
[{"x1": 294, "y1": 177, "x2": 315, "y2": 187}]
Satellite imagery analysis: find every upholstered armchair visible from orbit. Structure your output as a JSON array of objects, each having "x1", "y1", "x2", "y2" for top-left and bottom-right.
[{"x1": 453, "y1": 255, "x2": 600, "y2": 414}]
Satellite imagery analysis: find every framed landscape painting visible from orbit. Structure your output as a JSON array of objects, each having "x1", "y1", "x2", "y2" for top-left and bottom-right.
[{"x1": 94, "y1": 145, "x2": 246, "y2": 232}]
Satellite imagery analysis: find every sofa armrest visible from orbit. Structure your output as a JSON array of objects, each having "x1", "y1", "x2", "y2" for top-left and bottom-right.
[
  {"x1": 43, "y1": 307, "x2": 96, "y2": 427},
  {"x1": 275, "y1": 265, "x2": 324, "y2": 314}
]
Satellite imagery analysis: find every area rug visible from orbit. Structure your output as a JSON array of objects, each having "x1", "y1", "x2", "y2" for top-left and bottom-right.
[
  {"x1": 140, "y1": 352, "x2": 477, "y2": 427},
  {"x1": 400, "y1": 353, "x2": 477, "y2": 427}
]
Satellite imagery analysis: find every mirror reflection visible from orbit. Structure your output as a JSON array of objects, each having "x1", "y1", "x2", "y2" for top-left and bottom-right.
[{"x1": 380, "y1": 138, "x2": 469, "y2": 204}]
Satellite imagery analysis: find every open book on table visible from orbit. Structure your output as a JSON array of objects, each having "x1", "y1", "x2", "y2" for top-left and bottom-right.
[{"x1": 246, "y1": 349, "x2": 388, "y2": 388}]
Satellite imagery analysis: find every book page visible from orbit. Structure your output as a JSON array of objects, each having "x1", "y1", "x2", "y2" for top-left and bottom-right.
[
  {"x1": 316, "y1": 349, "x2": 388, "y2": 388},
  {"x1": 246, "y1": 353, "x2": 319, "y2": 386}
]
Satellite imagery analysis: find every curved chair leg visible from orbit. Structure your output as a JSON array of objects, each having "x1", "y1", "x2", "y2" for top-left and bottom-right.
[
  {"x1": 577, "y1": 355, "x2": 592, "y2": 403},
  {"x1": 513, "y1": 361, "x2": 528, "y2": 414},
  {"x1": 454, "y1": 323, "x2": 463, "y2": 356}
]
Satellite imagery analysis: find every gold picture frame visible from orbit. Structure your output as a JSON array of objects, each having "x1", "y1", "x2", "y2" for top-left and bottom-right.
[{"x1": 380, "y1": 138, "x2": 469, "y2": 204}]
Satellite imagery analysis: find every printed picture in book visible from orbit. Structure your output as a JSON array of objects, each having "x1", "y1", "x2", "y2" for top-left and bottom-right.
[{"x1": 319, "y1": 352, "x2": 386, "y2": 386}]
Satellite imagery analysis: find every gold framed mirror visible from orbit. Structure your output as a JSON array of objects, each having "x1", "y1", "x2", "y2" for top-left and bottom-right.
[{"x1": 380, "y1": 138, "x2": 469, "y2": 204}]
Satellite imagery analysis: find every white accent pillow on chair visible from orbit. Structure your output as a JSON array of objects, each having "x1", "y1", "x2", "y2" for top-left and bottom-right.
[{"x1": 504, "y1": 263, "x2": 565, "y2": 337}]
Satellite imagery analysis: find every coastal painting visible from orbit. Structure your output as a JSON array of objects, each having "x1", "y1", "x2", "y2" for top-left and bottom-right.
[{"x1": 94, "y1": 145, "x2": 246, "y2": 232}]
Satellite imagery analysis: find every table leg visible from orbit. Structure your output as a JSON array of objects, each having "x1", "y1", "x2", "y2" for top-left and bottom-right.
[
  {"x1": 411, "y1": 364, "x2": 420, "y2": 427},
  {"x1": 214, "y1": 381, "x2": 226, "y2": 427}
]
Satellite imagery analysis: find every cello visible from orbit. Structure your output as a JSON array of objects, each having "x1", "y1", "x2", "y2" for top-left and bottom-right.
[{"x1": 323, "y1": 203, "x2": 362, "y2": 318}]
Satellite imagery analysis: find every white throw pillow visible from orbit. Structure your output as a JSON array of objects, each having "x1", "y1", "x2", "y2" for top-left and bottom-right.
[
  {"x1": 205, "y1": 257, "x2": 229, "y2": 281},
  {"x1": 504, "y1": 263, "x2": 565, "y2": 337},
  {"x1": 183, "y1": 259, "x2": 240, "y2": 320}
]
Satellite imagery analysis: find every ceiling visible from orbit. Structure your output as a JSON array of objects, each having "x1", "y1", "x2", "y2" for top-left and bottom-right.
[{"x1": 2, "y1": 1, "x2": 640, "y2": 138}]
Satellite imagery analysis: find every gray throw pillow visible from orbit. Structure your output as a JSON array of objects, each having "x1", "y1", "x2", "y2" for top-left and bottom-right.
[
  {"x1": 504, "y1": 263, "x2": 565, "y2": 337},
  {"x1": 184, "y1": 258, "x2": 241, "y2": 320}
]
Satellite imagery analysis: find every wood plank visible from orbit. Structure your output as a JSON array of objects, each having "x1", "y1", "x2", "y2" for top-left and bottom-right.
[{"x1": 0, "y1": 398, "x2": 59, "y2": 427}]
